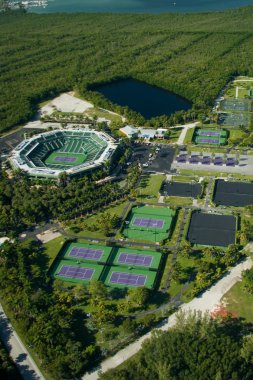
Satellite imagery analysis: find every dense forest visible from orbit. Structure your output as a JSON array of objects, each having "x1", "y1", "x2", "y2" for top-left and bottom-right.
[
  {"x1": 1, "y1": 7, "x2": 253, "y2": 131},
  {"x1": 100, "y1": 311, "x2": 253, "y2": 380},
  {"x1": 0, "y1": 162, "x2": 139, "y2": 235},
  {"x1": 0, "y1": 239, "x2": 99, "y2": 379}
]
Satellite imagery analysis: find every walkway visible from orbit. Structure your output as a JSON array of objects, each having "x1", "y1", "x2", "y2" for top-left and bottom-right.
[
  {"x1": 83, "y1": 256, "x2": 252, "y2": 380},
  {"x1": 204, "y1": 177, "x2": 214, "y2": 209},
  {"x1": 0, "y1": 304, "x2": 45, "y2": 380},
  {"x1": 177, "y1": 122, "x2": 198, "y2": 145}
]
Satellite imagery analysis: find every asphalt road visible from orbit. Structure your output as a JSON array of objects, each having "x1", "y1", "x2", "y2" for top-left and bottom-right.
[{"x1": 0, "y1": 304, "x2": 45, "y2": 380}]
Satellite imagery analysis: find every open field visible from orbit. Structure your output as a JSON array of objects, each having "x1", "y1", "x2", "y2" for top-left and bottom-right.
[
  {"x1": 165, "y1": 196, "x2": 193, "y2": 207},
  {"x1": 222, "y1": 282, "x2": 253, "y2": 322},
  {"x1": 85, "y1": 107, "x2": 123, "y2": 123},
  {"x1": 179, "y1": 169, "x2": 253, "y2": 180},
  {"x1": 44, "y1": 235, "x2": 66, "y2": 266},
  {"x1": 137, "y1": 174, "x2": 165, "y2": 203}
]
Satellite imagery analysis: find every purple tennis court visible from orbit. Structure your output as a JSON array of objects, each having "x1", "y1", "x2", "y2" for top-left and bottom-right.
[
  {"x1": 54, "y1": 156, "x2": 77, "y2": 162},
  {"x1": 69, "y1": 247, "x2": 103, "y2": 261},
  {"x1": 198, "y1": 138, "x2": 220, "y2": 144},
  {"x1": 58, "y1": 265, "x2": 94, "y2": 280},
  {"x1": 199, "y1": 130, "x2": 220, "y2": 136},
  {"x1": 118, "y1": 252, "x2": 153, "y2": 267},
  {"x1": 109, "y1": 272, "x2": 147, "y2": 286},
  {"x1": 133, "y1": 217, "x2": 164, "y2": 229}
]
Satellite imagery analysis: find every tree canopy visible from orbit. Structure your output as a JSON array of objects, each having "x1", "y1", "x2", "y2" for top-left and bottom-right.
[
  {"x1": 1, "y1": 7, "x2": 253, "y2": 131},
  {"x1": 100, "y1": 311, "x2": 253, "y2": 380}
]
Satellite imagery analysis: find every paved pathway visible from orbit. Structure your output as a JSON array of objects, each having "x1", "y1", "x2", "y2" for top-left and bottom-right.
[
  {"x1": 83, "y1": 256, "x2": 252, "y2": 380},
  {"x1": 177, "y1": 122, "x2": 198, "y2": 145},
  {"x1": 0, "y1": 304, "x2": 45, "y2": 380}
]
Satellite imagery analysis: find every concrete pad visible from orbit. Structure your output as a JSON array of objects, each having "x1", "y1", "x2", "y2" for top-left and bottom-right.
[{"x1": 36, "y1": 230, "x2": 61, "y2": 243}]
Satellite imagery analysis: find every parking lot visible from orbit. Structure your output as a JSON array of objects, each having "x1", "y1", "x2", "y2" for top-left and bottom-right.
[
  {"x1": 0, "y1": 128, "x2": 45, "y2": 156},
  {"x1": 172, "y1": 152, "x2": 253, "y2": 175},
  {"x1": 130, "y1": 143, "x2": 175, "y2": 174}
]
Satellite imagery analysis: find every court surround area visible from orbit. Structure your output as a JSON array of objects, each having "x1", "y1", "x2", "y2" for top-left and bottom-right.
[
  {"x1": 161, "y1": 181, "x2": 202, "y2": 198},
  {"x1": 220, "y1": 99, "x2": 251, "y2": 112},
  {"x1": 104, "y1": 267, "x2": 157, "y2": 289},
  {"x1": 122, "y1": 205, "x2": 175, "y2": 242},
  {"x1": 194, "y1": 128, "x2": 227, "y2": 145},
  {"x1": 213, "y1": 179, "x2": 253, "y2": 207},
  {"x1": 9, "y1": 129, "x2": 118, "y2": 179},
  {"x1": 187, "y1": 212, "x2": 236, "y2": 247},
  {"x1": 218, "y1": 112, "x2": 250, "y2": 127},
  {"x1": 50, "y1": 242, "x2": 161, "y2": 289}
]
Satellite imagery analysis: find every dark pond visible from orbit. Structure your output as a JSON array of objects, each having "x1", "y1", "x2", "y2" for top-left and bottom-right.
[{"x1": 94, "y1": 79, "x2": 191, "y2": 119}]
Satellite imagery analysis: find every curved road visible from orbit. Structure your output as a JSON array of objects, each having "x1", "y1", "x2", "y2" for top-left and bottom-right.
[{"x1": 83, "y1": 256, "x2": 252, "y2": 380}]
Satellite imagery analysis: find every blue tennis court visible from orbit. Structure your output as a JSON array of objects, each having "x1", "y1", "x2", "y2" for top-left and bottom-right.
[
  {"x1": 69, "y1": 247, "x2": 103, "y2": 261},
  {"x1": 117, "y1": 252, "x2": 153, "y2": 267},
  {"x1": 58, "y1": 265, "x2": 95, "y2": 280},
  {"x1": 109, "y1": 272, "x2": 147, "y2": 287}
]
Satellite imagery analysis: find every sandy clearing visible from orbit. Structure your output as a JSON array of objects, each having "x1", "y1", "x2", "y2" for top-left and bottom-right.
[{"x1": 41, "y1": 93, "x2": 93, "y2": 115}]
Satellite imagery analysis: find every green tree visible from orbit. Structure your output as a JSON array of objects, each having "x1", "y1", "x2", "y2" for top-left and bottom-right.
[{"x1": 127, "y1": 287, "x2": 150, "y2": 308}]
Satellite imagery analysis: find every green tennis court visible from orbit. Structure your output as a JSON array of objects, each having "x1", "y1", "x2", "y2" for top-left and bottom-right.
[
  {"x1": 122, "y1": 205, "x2": 175, "y2": 242},
  {"x1": 51, "y1": 259, "x2": 103, "y2": 284},
  {"x1": 110, "y1": 247, "x2": 161, "y2": 270},
  {"x1": 61, "y1": 242, "x2": 112, "y2": 263},
  {"x1": 104, "y1": 266, "x2": 157, "y2": 289}
]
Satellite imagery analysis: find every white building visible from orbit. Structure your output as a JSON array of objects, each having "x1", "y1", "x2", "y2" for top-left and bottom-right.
[{"x1": 120, "y1": 125, "x2": 168, "y2": 140}]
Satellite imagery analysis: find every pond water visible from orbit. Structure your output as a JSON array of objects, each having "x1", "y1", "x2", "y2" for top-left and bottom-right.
[
  {"x1": 31, "y1": 0, "x2": 253, "y2": 13},
  {"x1": 93, "y1": 79, "x2": 191, "y2": 119}
]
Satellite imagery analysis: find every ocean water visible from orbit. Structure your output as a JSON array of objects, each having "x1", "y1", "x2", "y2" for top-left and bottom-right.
[{"x1": 31, "y1": 0, "x2": 253, "y2": 14}]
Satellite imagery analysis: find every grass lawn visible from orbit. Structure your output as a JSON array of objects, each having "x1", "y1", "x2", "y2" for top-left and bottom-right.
[
  {"x1": 44, "y1": 235, "x2": 66, "y2": 266},
  {"x1": 183, "y1": 127, "x2": 195, "y2": 144},
  {"x1": 137, "y1": 174, "x2": 165, "y2": 203},
  {"x1": 168, "y1": 254, "x2": 197, "y2": 299},
  {"x1": 85, "y1": 107, "x2": 123, "y2": 123},
  {"x1": 68, "y1": 201, "x2": 128, "y2": 239},
  {"x1": 222, "y1": 281, "x2": 253, "y2": 322},
  {"x1": 228, "y1": 128, "x2": 247, "y2": 143},
  {"x1": 179, "y1": 169, "x2": 253, "y2": 180},
  {"x1": 169, "y1": 127, "x2": 183, "y2": 142},
  {"x1": 159, "y1": 252, "x2": 173, "y2": 290},
  {"x1": 165, "y1": 196, "x2": 193, "y2": 207},
  {"x1": 165, "y1": 208, "x2": 184, "y2": 247},
  {"x1": 171, "y1": 175, "x2": 198, "y2": 182},
  {"x1": 190, "y1": 146, "x2": 227, "y2": 153}
]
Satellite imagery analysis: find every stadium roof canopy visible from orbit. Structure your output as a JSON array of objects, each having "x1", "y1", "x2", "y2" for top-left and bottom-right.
[{"x1": 9, "y1": 128, "x2": 118, "y2": 179}]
